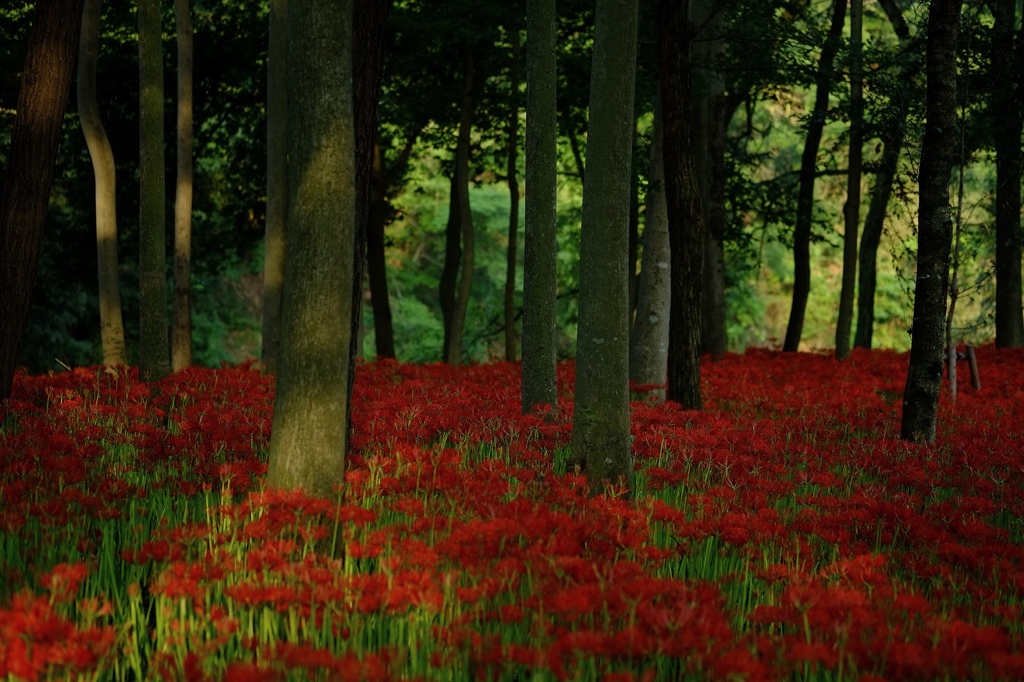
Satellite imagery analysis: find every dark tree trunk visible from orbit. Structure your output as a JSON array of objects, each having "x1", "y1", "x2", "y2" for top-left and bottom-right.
[
  {"x1": 262, "y1": 0, "x2": 287, "y2": 373},
  {"x1": 659, "y1": 0, "x2": 704, "y2": 409},
  {"x1": 0, "y1": 0, "x2": 83, "y2": 400},
  {"x1": 366, "y1": 146, "x2": 396, "y2": 359},
  {"x1": 628, "y1": 129, "x2": 640, "y2": 323},
  {"x1": 901, "y1": 0, "x2": 960, "y2": 444},
  {"x1": 504, "y1": 28, "x2": 521, "y2": 362},
  {"x1": 439, "y1": 172, "x2": 462, "y2": 361},
  {"x1": 993, "y1": 0, "x2": 1023, "y2": 348},
  {"x1": 782, "y1": 0, "x2": 847, "y2": 352}
]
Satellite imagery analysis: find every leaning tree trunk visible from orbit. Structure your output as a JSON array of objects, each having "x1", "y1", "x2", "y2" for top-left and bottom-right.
[
  {"x1": 504, "y1": 28, "x2": 521, "y2": 362},
  {"x1": 78, "y1": 0, "x2": 126, "y2": 367},
  {"x1": 262, "y1": 0, "x2": 287, "y2": 373},
  {"x1": 447, "y1": 46, "x2": 477, "y2": 367},
  {"x1": 138, "y1": 0, "x2": 169, "y2": 382},
  {"x1": 0, "y1": 0, "x2": 83, "y2": 400},
  {"x1": 172, "y1": 0, "x2": 194, "y2": 372},
  {"x1": 901, "y1": 0, "x2": 960, "y2": 444},
  {"x1": 782, "y1": 0, "x2": 847, "y2": 352}
]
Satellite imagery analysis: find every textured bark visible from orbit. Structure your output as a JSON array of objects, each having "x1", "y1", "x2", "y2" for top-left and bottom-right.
[
  {"x1": 78, "y1": 0, "x2": 126, "y2": 367},
  {"x1": 835, "y1": 0, "x2": 862, "y2": 360},
  {"x1": 172, "y1": 0, "x2": 194, "y2": 372},
  {"x1": 367, "y1": 146, "x2": 396, "y2": 358},
  {"x1": 782, "y1": 0, "x2": 846, "y2": 352},
  {"x1": 659, "y1": 0, "x2": 703, "y2": 410},
  {"x1": 439, "y1": 172, "x2": 461, "y2": 362},
  {"x1": 138, "y1": 0, "x2": 169, "y2": 382},
  {"x1": 629, "y1": 96, "x2": 670, "y2": 392},
  {"x1": 572, "y1": 0, "x2": 639, "y2": 493},
  {"x1": 522, "y1": 0, "x2": 559, "y2": 413},
  {"x1": 0, "y1": 0, "x2": 82, "y2": 400},
  {"x1": 267, "y1": 0, "x2": 355, "y2": 497},
  {"x1": 901, "y1": 0, "x2": 960, "y2": 444},
  {"x1": 504, "y1": 29, "x2": 521, "y2": 362},
  {"x1": 262, "y1": 0, "x2": 287, "y2": 373},
  {"x1": 993, "y1": 0, "x2": 1023, "y2": 348}
]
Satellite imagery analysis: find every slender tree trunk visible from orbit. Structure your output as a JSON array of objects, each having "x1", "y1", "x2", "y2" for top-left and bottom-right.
[
  {"x1": 138, "y1": 0, "x2": 168, "y2": 382},
  {"x1": 267, "y1": 0, "x2": 355, "y2": 498},
  {"x1": 262, "y1": 0, "x2": 287, "y2": 373},
  {"x1": 0, "y1": 0, "x2": 82, "y2": 400},
  {"x1": 901, "y1": 0, "x2": 960, "y2": 444},
  {"x1": 367, "y1": 145, "x2": 396, "y2": 358},
  {"x1": 993, "y1": 0, "x2": 1023, "y2": 348},
  {"x1": 78, "y1": 0, "x2": 126, "y2": 367},
  {"x1": 439, "y1": 172, "x2": 461, "y2": 362},
  {"x1": 835, "y1": 0, "x2": 862, "y2": 360},
  {"x1": 522, "y1": 0, "x2": 559, "y2": 412},
  {"x1": 573, "y1": 0, "x2": 639, "y2": 493},
  {"x1": 504, "y1": 29, "x2": 521, "y2": 362},
  {"x1": 630, "y1": 94, "x2": 670, "y2": 392},
  {"x1": 660, "y1": 0, "x2": 704, "y2": 409},
  {"x1": 783, "y1": 0, "x2": 847, "y2": 352},
  {"x1": 172, "y1": 0, "x2": 193, "y2": 372},
  {"x1": 447, "y1": 46, "x2": 477, "y2": 367}
]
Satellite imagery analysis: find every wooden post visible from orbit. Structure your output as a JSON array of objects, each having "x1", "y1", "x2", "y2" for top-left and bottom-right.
[
  {"x1": 947, "y1": 343, "x2": 958, "y2": 401},
  {"x1": 966, "y1": 344, "x2": 980, "y2": 391}
]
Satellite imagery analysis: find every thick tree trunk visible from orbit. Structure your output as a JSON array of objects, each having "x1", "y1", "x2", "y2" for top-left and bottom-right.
[
  {"x1": 267, "y1": 0, "x2": 355, "y2": 497},
  {"x1": 835, "y1": 0, "x2": 862, "y2": 360},
  {"x1": 78, "y1": 0, "x2": 126, "y2": 367},
  {"x1": 366, "y1": 145, "x2": 396, "y2": 358},
  {"x1": 522, "y1": 0, "x2": 559, "y2": 412},
  {"x1": 630, "y1": 95, "x2": 670, "y2": 392},
  {"x1": 0, "y1": 0, "x2": 82, "y2": 400},
  {"x1": 447, "y1": 46, "x2": 477, "y2": 367},
  {"x1": 262, "y1": 0, "x2": 287, "y2": 373},
  {"x1": 439, "y1": 172, "x2": 461, "y2": 362},
  {"x1": 504, "y1": 29, "x2": 521, "y2": 362},
  {"x1": 782, "y1": 0, "x2": 846, "y2": 352},
  {"x1": 628, "y1": 129, "x2": 640, "y2": 322},
  {"x1": 172, "y1": 0, "x2": 193, "y2": 372},
  {"x1": 993, "y1": 0, "x2": 1023, "y2": 348},
  {"x1": 901, "y1": 0, "x2": 960, "y2": 444},
  {"x1": 138, "y1": 0, "x2": 169, "y2": 382},
  {"x1": 573, "y1": 0, "x2": 639, "y2": 493},
  {"x1": 659, "y1": 0, "x2": 704, "y2": 410}
]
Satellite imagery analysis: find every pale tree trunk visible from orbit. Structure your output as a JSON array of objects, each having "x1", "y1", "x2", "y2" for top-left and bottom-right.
[
  {"x1": 572, "y1": 0, "x2": 639, "y2": 493},
  {"x1": 835, "y1": 0, "x2": 862, "y2": 360},
  {"x1": 522, "y1": 0, "x2": 559, "y2": 412},
  {"x1": 172, "y1": 0, "x2": 193, "y2": 372},
  {"x1": 262, "y1": 0, "x2": 287, "y2": 373},
  {"x1": 138, "y1": 0, "x2": 169, "y2": 382},
  {"x1": 504, "y1": 28, "x2": 521, "y2": 362},
  {"x1": 0, "y1": 0, "x2": 82, "y2": 400},
  {"x1": 78, "y1": 0, "x2": 126, "y2": 367},
  {"x1": 629, "y1": 94, "x2": 670, "y2": 392},
  {"x1": 267, "y1": 0, "x2": 355, "y2": 498},
  {"x1": 447, "y1": 45, "x2": 477, "y2": 367},
  {"x1": 901, "y1": 0, "x2": 959, "y2": 444},
  {"x1": 783, "y1": 0, "x2": 846, "y2": 352}
]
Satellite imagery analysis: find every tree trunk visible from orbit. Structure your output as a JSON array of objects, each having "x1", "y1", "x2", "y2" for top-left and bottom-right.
[
  {"x1": 572, "y1": 0, "x2": 639, "y2": 493},
  {"x1": 993, "y1": 0, "x2": 1023, "y2": 348},
  {"x1": 447, "y1": 46, "x2": 477, "y2": 367},
  {"x1": 172, "y1": 0, "x2": 193, "y2": 372},
  {"x1": 262, "y1": 0, "x2": 287, "y2": 373},
  {"x1": 78, "y1": 0, "x2": 126, "y2": 367},
  {"x1": 522, "y1": 0, "x2": 559, "y2": 413},
  {"x1": 835, "y1": 0, "x2": 862, "y2": 360},
  {"x1": 782, "y1": 0, "x2": 846, "y2": 352},
  {"x1": 439, "y1": 172, "x2": 461, "y2": 362},
  {"x1": 628, "y1": 128, "x2": 640, "y2": 323},
  {"x1": 138, "y1": 0, "x2": 169, "y2": 382},
  {"x1": 367, "y1": 145, "x2": 396, "y2": 358},
  {"x1": 629, "y1": 94, "x2": 670, "y2": 392},
  {"x1": 267, "y1": 0, "x2": 355, "y2": 498},
  {"x1": 504, "y1": 28, "x2": 521, "y2": 362},
  {"x1": 0, "y1": 0, "x2": 82, "y2": 400},
  {"x1": 901, "y1": 0, "x2": 960, "y2": 444},
  {"x1": 660, "y1": 0, "x2": 704, "y2": 410}
]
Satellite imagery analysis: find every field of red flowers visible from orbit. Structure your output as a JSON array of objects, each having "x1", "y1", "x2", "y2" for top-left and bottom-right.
[{"x1": 1, "y1": 348, "x2": 1023, "y2": 681}]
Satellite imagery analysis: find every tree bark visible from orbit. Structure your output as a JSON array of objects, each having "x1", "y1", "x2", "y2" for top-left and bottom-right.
[
  {"x1": 504, "y1": 28, "x2": 521, "y2": 362},
  {"x1": 0, "y1": 0, "x2": 83, "y2": 400},
  {"x1": 367, "y1": 145, "x2": 396, "y2": 358},
  {"x1": 522, "y1": 0, "x2": 559, "y2": 412},
  {"x1": 572, "y1": 0, "x2": 639, "y2": 493},
  {"x1": 138, "y1": 0, "x2": 169, "y2": 382},
  {"x1": 439, "y1": 172, "x2": 461, "y2": 362},
  {"x1": 267, "y1": 0, "x2": 355, "y2": 497},
  {"x1": 172, "y1": 0, "x2": 194, "y2": 372},
  {"x1": 782, "y1": 0, "x2": 847, "y2": 352},
  {"x1": 660, "y1": 0, "x2": 704, "y2": 409},
  {"x1": 901, "y1": 0, "x2": 960, "y2": 444},
  {"x1": 993, "y1": 0, "x2": 1023, "y2": 348},
  {"x1": 835, "y1": 0, "x2": 862, "y2": 360},
  {"x1": 262, "y1": 0, "x2": 287, "y2": 374},
  {"x1": 78, "y1": 0, "x2": 126, "y2": 367}
]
